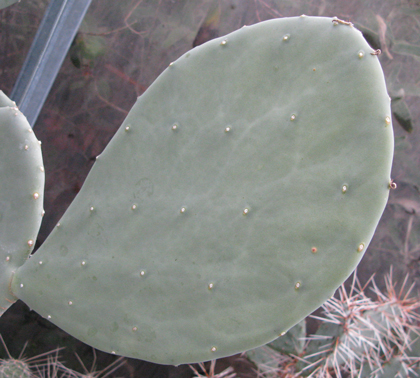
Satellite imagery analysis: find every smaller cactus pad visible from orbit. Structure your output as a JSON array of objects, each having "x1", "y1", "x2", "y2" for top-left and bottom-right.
[{"x1": 0, "y1": 91, "x2": 45, "y2": 314}]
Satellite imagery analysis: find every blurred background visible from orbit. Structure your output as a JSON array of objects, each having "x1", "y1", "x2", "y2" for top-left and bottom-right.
[{"x1": 1, "y1": 0, "x2": 420, "y2": 376}]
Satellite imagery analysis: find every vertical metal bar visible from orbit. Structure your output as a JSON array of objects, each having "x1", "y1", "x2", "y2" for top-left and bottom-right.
[{"x1": 10, "y1": 0, "x2": 92, "y2": 127}]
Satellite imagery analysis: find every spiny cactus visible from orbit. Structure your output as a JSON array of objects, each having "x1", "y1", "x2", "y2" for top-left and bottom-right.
[
  {"x1": 2, "y1": 15, "x2": 394, "y2": 364},
  {"x1": 0, "y1": 335, "x2": 125, "y2": 378},
  {"x1": 0, "y1": 360, "x2": 32, "y2": 378},
  {"x1": 189, "y1": 360, "x2": 236, "y2": 378},
  {"x1": 0, "y1": 335, "x2": 64, "y2": 378},
  {"x1": 247, "y1": 271, "x2": 420, "y2": 377},
  {"x1": 72, "y1": 350, "x2": 125, "y2": 378}
]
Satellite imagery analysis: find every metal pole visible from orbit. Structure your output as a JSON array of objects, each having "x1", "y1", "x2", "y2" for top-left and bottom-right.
[{"x1": 10, "y1": 0, "x2": 93, "y2": 127}]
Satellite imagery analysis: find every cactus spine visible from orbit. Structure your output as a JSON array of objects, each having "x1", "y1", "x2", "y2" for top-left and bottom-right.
[{"x1": 247, "y1": 272, "x2": 420, "y2": 377}]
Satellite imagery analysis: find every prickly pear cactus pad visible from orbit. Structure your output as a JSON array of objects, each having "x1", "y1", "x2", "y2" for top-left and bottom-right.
[
  {"x1": 0, "y1": 91, "x2": 44, "y2": 315},
  {"x1": 11, "y1": 16, "x2": 393, "y2": 364}
]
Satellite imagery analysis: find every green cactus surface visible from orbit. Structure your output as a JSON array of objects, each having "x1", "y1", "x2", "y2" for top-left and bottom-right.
[
  {"x1": 10, "y1": 16, "x2": 393, "y2": 364},
  {"x1": 0, "y1": 0, "x2": 20, "y2": 10},
  {"x1": 0, "y1": 92, "x2": 45, "y2": 315},
  {"x1": 0, "y1": 360, "x2": 31, "y2": 378},
  {"x1": 0, "y1": 92, "x2": 16, "y2": 108}
]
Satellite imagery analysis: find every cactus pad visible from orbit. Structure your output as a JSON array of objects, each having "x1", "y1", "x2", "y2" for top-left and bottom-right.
[
  {"x1": 0, "y1": 92, "x2": 44, "y2": 315},
  {"x1": 11, "y1": 17, "x2": 393, "y2": 364}
]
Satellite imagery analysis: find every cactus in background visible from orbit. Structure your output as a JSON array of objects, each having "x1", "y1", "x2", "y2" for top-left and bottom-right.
[
  {"x1": 0, "y1": 91, "x2": 45, "y2": 315},
  {"x1": 72, "y1": 350, "x2": 126, "y2": 378},
  {"x1": 0, "y1": 334, "x2": 125, "y2": 378},
  {"x1": 0, "y1": 335, "x2": 65, "y2": 378},
  {"x1": 247, "y1": 271, "x2": 420, "y2": 377},
  {"x1": 0, "y1": 360, "x2": 32, "y2": 378},
  {"x1": 0, "y1": 16, "x2": 394, "y2": 364},
  {"x1": 189, "y1": 360, "x2": 236, "y2": 378}
]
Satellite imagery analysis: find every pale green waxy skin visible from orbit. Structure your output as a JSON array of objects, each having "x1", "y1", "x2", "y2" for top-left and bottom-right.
[
  {"x1": 0, "y1": 0, "x2": 20, "y2": 10},
  {"x1": 11, "y1": 17, "x2": 393, "y2": 365},
  {"x1": 0, "y1": 92, "x2": 44, "y2": 314}
]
